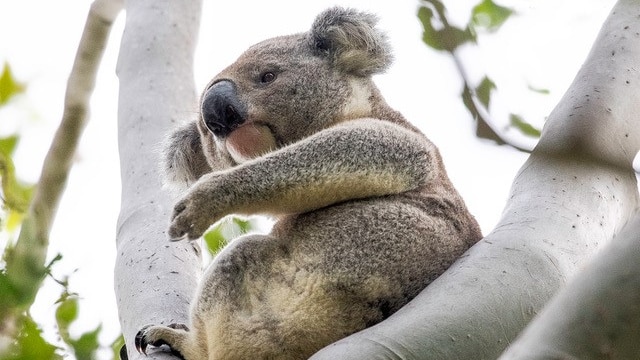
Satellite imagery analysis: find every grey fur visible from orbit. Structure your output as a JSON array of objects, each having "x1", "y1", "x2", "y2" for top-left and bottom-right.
[
  {"x1": 162, "y1": 121, "x2": 212, "y2": 189},
  {"x1": 139, "y1": 6, "x2": 481, "y2": 360}
]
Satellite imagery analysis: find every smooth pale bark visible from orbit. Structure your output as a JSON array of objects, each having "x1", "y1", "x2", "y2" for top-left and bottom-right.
[
  {"x1": 0, "y1": 0, "x2": 122, "y2": 352},
  {"x1": 499, "y1": 210, "x2": 640, "y2": 359},
  {"x1": 498, "y1": 1, "x2": 640, "y2": 356},
  {"x1": 115, "y1": 0, "x2": 202, "y2": 359},
  {"x1": 311, "y1": 0, "x2": 640, "y2": 358}
]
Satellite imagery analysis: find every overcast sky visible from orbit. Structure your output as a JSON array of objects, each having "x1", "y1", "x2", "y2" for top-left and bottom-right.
[{"x1": 0, "y1": 0, "x2": 616, "y2": 357}]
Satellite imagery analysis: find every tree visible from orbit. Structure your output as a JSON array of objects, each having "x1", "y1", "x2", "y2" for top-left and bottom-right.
[{"x1": 114, "y1": 0, "x2": 202, "y2": 359}]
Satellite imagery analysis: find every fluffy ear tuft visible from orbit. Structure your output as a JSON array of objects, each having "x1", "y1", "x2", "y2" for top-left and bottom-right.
[
  {"x1": 309, "y1": 7, "x2": 393, "y2": 76},
  {"x1": 162, "y1": 121, "x2": 211, "y2": 191}
]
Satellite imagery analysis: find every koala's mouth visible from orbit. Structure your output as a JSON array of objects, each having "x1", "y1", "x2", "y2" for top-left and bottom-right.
[{"x1": 224, "y1": 122, "x2": 279, "y2": 163}]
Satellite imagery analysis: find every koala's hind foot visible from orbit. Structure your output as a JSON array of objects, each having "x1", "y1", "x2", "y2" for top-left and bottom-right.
[{"x1": 135, "y1": 323, "x2": 192, "y2": 359}]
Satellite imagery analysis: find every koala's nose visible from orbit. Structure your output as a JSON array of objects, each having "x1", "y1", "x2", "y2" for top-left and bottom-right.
[{"x1": 201, "y1": 80, "x2": 247, "y2": 137}]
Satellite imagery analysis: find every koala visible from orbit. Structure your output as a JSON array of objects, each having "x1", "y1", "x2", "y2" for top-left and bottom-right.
[{"x1": 134, "y1": 7, "x2": 482, "y2": 360}]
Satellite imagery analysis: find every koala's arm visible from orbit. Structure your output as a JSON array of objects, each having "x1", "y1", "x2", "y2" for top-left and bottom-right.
[{"x1": 169, "y1": 118, "x2": 437, "y2": 239}]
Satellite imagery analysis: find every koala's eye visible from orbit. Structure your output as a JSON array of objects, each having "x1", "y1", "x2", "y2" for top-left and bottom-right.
[{"x1": 260, "y1": 72, "x2": 277, "y2": 84}]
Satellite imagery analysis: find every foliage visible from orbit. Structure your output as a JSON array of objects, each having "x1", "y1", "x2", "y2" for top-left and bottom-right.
[
  {"x1": 0, "y1": 64, "x2": 33, "y2": 230},
  {"x1": 471, "y1": 0, "x2": 513, "y2": 32},
  {"x1": 0, "y1": 63, "x2": 119, "y2": 360},
  {"x1": 110, "y1": 335, "x2": 125, "y2": 360},
  {"x1": 55, "y1": 290, "x2": 102, "y2": 360},
  {"x1": 0, "y1": 63, "x2": 36, "y2": 331},
  {"x1": 1, "y1": 271, "x2": 113, "y2": 360},
  {"x1": 1, "y1": 317, "x2": 60, "y2": 360},
  {"x1": 509, "y1": 114, "x2": 541, "y2": 138},
  {"x1": 203, "y1": 216, "x2": 256, "y2": 255},
  {"x1": 418, "y1": 0, "x2": 541, "y2": 150},
  {"x1": 0, "y1": 64, "x2": 25, "y2": 106}
]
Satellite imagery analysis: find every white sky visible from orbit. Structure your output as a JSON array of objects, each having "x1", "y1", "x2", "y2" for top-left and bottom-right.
[{"x1": 0, "y1": 0, "x2": 616, "y2": 358}]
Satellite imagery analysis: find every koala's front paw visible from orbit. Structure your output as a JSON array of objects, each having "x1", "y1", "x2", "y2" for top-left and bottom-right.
[
  {"x1": 135, "y1": 323, "x2": 189, "y2": 359},
  {"x1": 168, "y1": 189, "x2": 222, "y2": 240}
]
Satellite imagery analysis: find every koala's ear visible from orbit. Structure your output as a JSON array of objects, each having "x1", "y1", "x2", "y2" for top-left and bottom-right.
[
  {"x1": 309, "y1": 7, "x2": 393, "y2": 76},
  {"x1": 162, "y1": 121, "x2": 211, "y2": 190}
]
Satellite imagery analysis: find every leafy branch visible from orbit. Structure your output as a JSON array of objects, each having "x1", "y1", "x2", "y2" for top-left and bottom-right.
[
  {"x1": 418, "y1": 0, "x2": 541, "y2": 152},
  {"x1": 0, "y1": 0, "x2": 123, "y2": 354}
]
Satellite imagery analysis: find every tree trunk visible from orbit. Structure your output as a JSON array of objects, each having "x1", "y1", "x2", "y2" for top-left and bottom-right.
[
  {"x1": 114, "y1": 0, "x2": 202, "y2": 359},
  {"x1": 311, "y1": 0, "x2": 640, "y2": 358}
]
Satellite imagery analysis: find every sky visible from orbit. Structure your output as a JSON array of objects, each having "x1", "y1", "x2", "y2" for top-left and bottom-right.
[{"x1": 0, "y1": 0, "x2": 617, "y2": 358}]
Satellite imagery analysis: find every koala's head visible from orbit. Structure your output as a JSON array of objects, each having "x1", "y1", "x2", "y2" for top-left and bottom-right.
[{"x1": 197, "y1": 7, "x2": 393, "y2": 165}]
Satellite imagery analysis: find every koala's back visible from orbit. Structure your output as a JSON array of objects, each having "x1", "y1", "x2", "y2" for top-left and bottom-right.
[{"x1": 285, "y1": 192, "x2": 478, "y2": 307}]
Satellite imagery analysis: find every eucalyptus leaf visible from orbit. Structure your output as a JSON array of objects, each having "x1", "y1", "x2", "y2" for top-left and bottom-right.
[
  {"x1": 0, "y1": 150, "x2": 34, "y2": 213},
  {"x1": 2, "y1": 316, "x2": 61, "y2": 360},
  {"x1": 70, "y1": 325, "x2": 102, "y2": 360},
  {"x1": 418, "y1": 6, "x2": 475, "y2": 52},
  {"x1": 510, "y1": 113, "x2": 541, "y2": 138},
  {"x1": 472, "y1": 0, "x2": 514, "y2": 32},
  {"x1": 203, "y1": 217, "x2": 255, "y2": 255},
  {"x1": 0, "y1": 63, "x2": 26, "y2": 105},
  {"x1": 528, "y1": 84, "x2": 551, "y2": 95},
  {"x1": 232, "y1": 217, "x2": 253, "y2": 234},
  {"x1": 0, "y1": 136, "x2": 19, "y2": 156},
  {"x1": 476, "y1": 76, "x2": 496, "y2": 108},
  {"x1": 203, "y1": 222, "x2": 228, "y2": 255},
  {"x1": 55, "y1": 295, "x2": 78, "y2": 328}
]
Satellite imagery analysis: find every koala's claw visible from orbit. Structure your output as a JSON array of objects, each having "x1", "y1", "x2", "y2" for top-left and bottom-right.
[
  {"x1": 168, "y1": 201, "x2": 194, "y2": 240},
  {"x1": 134, "y1": 325, "x2": 153, "y2": 355},
  {"x1": 169, "y1": 198, "x2": 212, "y2": 240},
  {"x1": 135, "y1": 324, "x2": 189, "y2": 358},
  {"x1": 167, "y1": 224, "x2": 189, "y2": 241}
]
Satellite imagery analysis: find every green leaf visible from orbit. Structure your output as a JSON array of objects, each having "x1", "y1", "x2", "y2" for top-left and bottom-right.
[
  {"x1": 203, "y1": 223, "x2": 227, "y2": 255},
  {"x1": 3, "y1": 316, "x2": 61, "y2": 360},
  {"x1": 110, "y1": 335, "x2": 126, "y2": 360},
  {"x1": 70, "y1": 325, "x2": 102, "y2": 360},
  {"x1": 527, "y1": 84, "x2": 550, "y2": 95},
  {"x1": 461, "y1": 84, "x2": 506, "y2": 145},
  {"x1": 418, "y1": 5, "x2": 475, "y2": 52},
  {"x1": 203, "y1": 217, "x2": 255, "y2": 255},
  {"x1": 232, "y1": 217, "x2": 252, "y2": 234},
  {"x1": 471, "y1": 0, "x2": 514, "y2": 32},
  {"x1": 55, "y1": 295, "x2": 78, "y2": 328},
  {"x1": 54, "y1": 292, "x2": 102, "y2": 360},
  {"x1": 0, "y1": 268, "x2": 19, "y2": 314},
  {"x1": 4, "y1": 209, "x2": 25, "y2": 232},
  {"x1": 0, "y1": 149, "x2": 34, "y2": 213},
  {"x1": 475, "y1": 76, "x2": 496, "y2": 108},
  {"x1": 0, "y1": 136, "x2": 19, "y2": 156},
  {"x1": 509, "y1": 114, "x2": 541, "y2": 138},
  {"x1": 0, "y1": 63, "x2": 26, "y2": 105}
]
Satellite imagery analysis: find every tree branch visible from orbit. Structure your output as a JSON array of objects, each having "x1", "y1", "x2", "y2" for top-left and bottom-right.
[
  {"x1": 114, "y1": 0, "x2": 203, "y2": 359},
  {"x1": 0, "y1": 0, "x2": 122, "y2": 350},
  {"x1": 499, "y1": 210, "x2": 640, "y2": 359}
]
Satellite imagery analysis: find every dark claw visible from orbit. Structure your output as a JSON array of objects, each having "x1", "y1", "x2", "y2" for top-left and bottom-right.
[
  {"x1": 134, "y1": 324, "x2": 189, "y2": 358},
  {"x1": 168, "y1": 229, "x2": 187, "y2": 241},
  {"x1": 134, "y1": 325, "x2": 153, "y2": 355}
]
